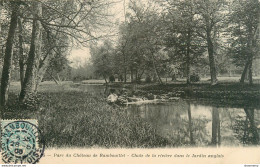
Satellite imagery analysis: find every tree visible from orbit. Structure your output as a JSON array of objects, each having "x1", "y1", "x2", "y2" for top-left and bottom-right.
[
  {"x1": 117, "y1": 21, "x2": 152, "y2": 83},
  {"x1": 18, "y1": 17, "x2": 25, "y2": 87},
  {"x1": 116, "y1": 23, "x2": 132, "y2": 83},
  {"x1": 45, "y1": 50, "x2": 71, "y2": 84},
  {"x1": 124, "y1": 0, "x2": 165, "y2": 84},
  {"x1": 228, "y1": 0, "x2": 260, "y2": 85},
  {"x1": 19, "y1": 1, "x2": 42, "y2": 102},
  {"x1": 195, "y1": 0, "x2": 226, "y2": 85},
  {"x1": 17, "y1": 0, "x2": 114, "y2": 102},
  {"x1": 163, "y1": 0, "x2": 206, "y2": 84},
  {"x1": 0, "y1": 1, "x2": 20, "y2": 106},
  {"x1": 90, "y1": 40, "x2": 114, "y2": 83}
]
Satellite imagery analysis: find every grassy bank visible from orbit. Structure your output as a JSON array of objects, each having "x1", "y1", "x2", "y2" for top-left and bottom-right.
[
  {"x1": 2, "y1": 83, "x2": 169, "y2": 148},
  {"x1": 139, "y1": 82, "x2": 260, "y2": 96},
  {"x1": 106, "y1": 80, "x2": 260, "y2": 108},
  {"x1": 141, "y1": 83, "x2": 260, "y2": 108},
  {"x1": 110, "y1": 81, "x2": 260, "y2": 98}
]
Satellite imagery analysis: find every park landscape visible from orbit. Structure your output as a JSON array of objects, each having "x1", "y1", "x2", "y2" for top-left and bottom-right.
[{"x1": 0, "y1": 0, "x2": 260, "y2": 149}]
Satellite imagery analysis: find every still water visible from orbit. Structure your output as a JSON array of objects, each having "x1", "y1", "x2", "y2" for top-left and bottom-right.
[{"x1": 79, "y1": 84, "x2": 260, "y2": 147}]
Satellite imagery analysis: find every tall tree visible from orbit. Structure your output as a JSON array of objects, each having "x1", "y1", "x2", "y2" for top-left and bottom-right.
[
  {"x1": 0, "y1": 1, "x2": 20, "y2": 106},
  {"x1": 228, "y1": 0, "x2": 260, "y2": 85},
  {"x1": 90, "y1": 40, "x2": 114, "y2": 83},
  {"x1": 18, "y1": 16, "x2": 25, "y2": 87},
  {"x1": 163, "y1": 0, "x2": 206, "y2": 84},
  {"x1": 19, "y1": 1, "x2": 42, "y2": 102},
  {"x1": 195, "y1": 0, "x2": 226, "y2": 85},
  {"x1": 126, "y1": 0, "x2": 165, "y2": 84},
  {"x1": 18, "y1": 0, "x2": 114, "y2": 102}
]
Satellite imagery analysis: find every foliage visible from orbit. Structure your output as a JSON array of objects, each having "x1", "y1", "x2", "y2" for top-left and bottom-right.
[
  {"x1": 109, "y1": 75, "x2": 115, "y2": 82},
  {"x1": 145, "y1": 76, "x2": 152, "y2": 83},
  {"x1": 90, "y1": 40, "x2": 115, "y2": 82},
  {"x1": 162, "y1": 0, "x2": 207, "y2": 81},
  {"x1": 189, "y1": 73, "x2": 200, "y2": 82},
  {"x1": 228, "y1": 0, "x2": 260, "y2": 66}
]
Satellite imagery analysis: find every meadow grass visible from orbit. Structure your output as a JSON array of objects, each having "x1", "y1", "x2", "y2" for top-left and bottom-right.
[{"x1": 3, "y1": 82, "x2": 169, "y2": 148}]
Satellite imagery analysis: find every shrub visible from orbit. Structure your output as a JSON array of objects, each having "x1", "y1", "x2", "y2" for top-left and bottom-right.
[
  {"x1": 145, "y1": 76, "x2": 152, "y2": 83},
  {"x1": 190, "y1": 74, "x2": 200, "y2": 82},
  {"x1": 109, "y1": 75, "x2": 115, "y2": 82}
]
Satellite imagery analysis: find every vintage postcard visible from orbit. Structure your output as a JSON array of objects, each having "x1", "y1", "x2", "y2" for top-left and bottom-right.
[{"x1": 0, "y1": 0, "x2": 260, "y2": 165}]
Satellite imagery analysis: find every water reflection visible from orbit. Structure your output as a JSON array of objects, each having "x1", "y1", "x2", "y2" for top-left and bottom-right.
[
  {"x1": 126, "y1": 100, "x2": 260, "y2": 147},
  {"x1": 233, "y1": 108, "x2": 260, "y2": 145},
  {"x1": 187, "y1": 101, "x2": 194, "y2": 145},
  {"x1": 211, "y1": 107, "x2": 220, "y2": 146}
]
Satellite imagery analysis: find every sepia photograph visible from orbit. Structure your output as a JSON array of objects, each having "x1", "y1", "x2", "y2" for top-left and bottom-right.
[{"x1": 0, "y1": 0, "x2": 260, "y2": 164}]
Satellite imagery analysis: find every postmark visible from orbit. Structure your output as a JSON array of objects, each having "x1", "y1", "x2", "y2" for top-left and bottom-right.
[{"x1": 1, "y1": 120, "x2": 45, "y2": 164}]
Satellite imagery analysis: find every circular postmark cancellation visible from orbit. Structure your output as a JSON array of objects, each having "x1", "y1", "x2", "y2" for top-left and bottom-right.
[{"x1": 1, "y1": 120, "x2": 45, "y2": 164}]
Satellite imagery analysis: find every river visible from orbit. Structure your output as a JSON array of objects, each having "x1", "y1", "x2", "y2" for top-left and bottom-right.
[{"x1": 77, "y1": 83, "x2": 260, "y2": 147}]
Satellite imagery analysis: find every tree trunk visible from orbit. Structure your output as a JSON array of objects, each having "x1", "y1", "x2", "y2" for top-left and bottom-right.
[
  {"x1": 248, "y1": 58, "x2": 253, "y2": 85},
  {"x1": 35, "y1": 52, "x2": 53, "y2": 92},
  {"x1": 0, "y1": 1, "x2": 20, "y2": 106},
  {"x1": 137, "y1": 68, "x2": 145, "y2": 82},
  {"x1": 151, "y1": 53, "x2": 163, "y2": 84},
  {"x1": 124, "y1": 70, "x2": 127, "y2": 83},
  {"x1": 57, "y1": 73, "x2": 61, "y2": 82},
  {"x1": 51, "y1": 74, "x2": 60, "y2": 85},
  {"x1": 135, "y1": 69, "x2": 138, "y2": 83},
  {"x1": 35, "y1": 18, "x2": 65, "y2": 92},
  {"x1": 186, "y1": 30, "x2": 191, "y2": 84},
  {"x1": 130, "y1": 68, "x2": 134, "y2": 83},
  {"x1": 206, "y1": 31, "x2": 218, "y2": 85},
  {"x1": 0, "y1": 4, "x2": 2, "y2": 33},
  {"x1": 240, "y1": 52, "x2": 253, "y2": 84},
  {"x1": 103, "y1": 74, "x2": 108, "y2": 84},
  {"x1": 123, "y1": 52, "x2": 127, "y2": 83},
  {"x1": 18, "y1": 17, "x2": 25, "y2": 88},
  {"x1": 19, "y1": 2, "x2": 42, "y2": 102},
  {"x1": 241, "y1": 26, "x2": 255, "y2": 84},
  {"x1": 240, "y1": 59, "x2": 250, "y2": 83}
]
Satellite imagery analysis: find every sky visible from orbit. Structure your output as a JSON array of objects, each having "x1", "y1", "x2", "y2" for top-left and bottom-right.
[
  {"x1": 69, "y1": 0, "x2": 128, "y2": 68},
  {"x1": 69, "y1": 48, "x2": 91, "y2": 68}
]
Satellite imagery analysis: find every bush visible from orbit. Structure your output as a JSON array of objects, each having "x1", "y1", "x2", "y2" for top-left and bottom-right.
[
  {"x1": 118, "y1": 75, "x2": 123, "y2": 82},
  {"x1": 190, "y1": 74, "x2": 200, "y2": 82},
  {"x1": 145, "y1": 76, "x2": 152, "y2": 83},
  {"x1": 109, "y1": 75, "x2": 115, "y2": 82},
  {"x1": 136, "y1": 78, "x2": 141, "y2": 84}
]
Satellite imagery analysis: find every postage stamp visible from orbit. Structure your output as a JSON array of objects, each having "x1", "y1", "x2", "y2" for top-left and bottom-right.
[
  {"x1": 0, "y1": 0, "x2": 259, "y2": 165},
  {"x1": 1, "y1": 120, "x2": 45, "y2": 164}
]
